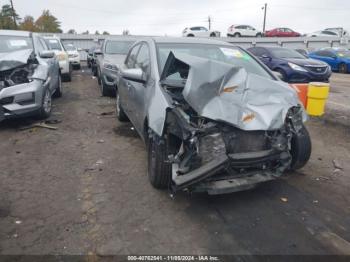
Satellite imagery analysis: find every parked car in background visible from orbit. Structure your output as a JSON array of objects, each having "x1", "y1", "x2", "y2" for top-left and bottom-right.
[
  {"x1": 308, "y1": 48, "x2": 350, "y2": 73},
  {"x1": 182, "y1": 27, "x2": 220, "y2": 37},
  {"x1": 324, "y1": 27, "x2": 348, "y2": 37},
  {"x1": 227, "y1": 25, "x2": 262, "y2": 37},
  {"x1": 86, "y1": 46, "x2": 98, "y2": 68},
  {"x1": 305, "y1": 30, "x2": 338, "y2": 37},
  {"x1": 116, "y1": 37, "x2": 311, "y2": 194},
  {"x1": 64, "y1": 43, "x2": 81, "y2": 69},
  {"x1": 248, "y1": 46, "x2": 331, "y2": 83},
  {"x1": 91, "y1": 47, "x2": 103, "y2": 76},
  {"x1": 0, "y1": 30, "x2": 62, "y2": 121},
  {"x1": 43, "y1": 36, "x2": 72, "y2": 81},
  {"x1": 264, "y1": 28, "x2": 301, "y2": 37},
  {"x1": 95, "y1": 38, "x2": 136, "y2": 96}
]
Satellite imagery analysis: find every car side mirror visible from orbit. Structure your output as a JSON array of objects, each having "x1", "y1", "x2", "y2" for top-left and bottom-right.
[
  {"x1": 39, "y1": 51, "x2": 55, "y2": 59},
  {"x1": 122, "y1": 68, "x2": 146, "y2": 84},
  {"x1": 273, "y1": 71, "x2": 283, "y2": 80}
]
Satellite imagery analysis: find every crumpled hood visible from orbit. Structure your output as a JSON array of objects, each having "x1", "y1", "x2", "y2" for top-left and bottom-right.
[
  {"x1": 166, "y1": 52, "x2": 305, "y2": 131},
  {"x1": 103, "y1": 54, "x2": 126, "y2": 68},
  {"x1": 0, "y1": 49, "x2": 34, "y2": 71}
]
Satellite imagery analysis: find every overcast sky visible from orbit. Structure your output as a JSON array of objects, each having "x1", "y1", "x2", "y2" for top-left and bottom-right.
[{"x1": 9, "y1": 0, "x2": 350, "y2": 35}]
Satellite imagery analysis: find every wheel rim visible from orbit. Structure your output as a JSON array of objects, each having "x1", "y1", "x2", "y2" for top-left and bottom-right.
[
  {"x1": 340, "y1": 64, "x2": 347, "y2": 73},
  {"x1": 43, "y1": 89, "x2": 52, "y2": 113}
]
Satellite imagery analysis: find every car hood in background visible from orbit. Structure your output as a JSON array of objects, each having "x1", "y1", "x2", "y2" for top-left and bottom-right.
[
  {"x1": 161, "y1": 52, "x2": 305, "y2": 131},
  {"x1": 103, "y1": 54, "x2": 126, "y2": 67},
  {"x1": 284, "y1": 58, "x2": 328, "y2": 67},
  {"x1": 0, "y1": 49, "x2": 34, "y2": 71}
]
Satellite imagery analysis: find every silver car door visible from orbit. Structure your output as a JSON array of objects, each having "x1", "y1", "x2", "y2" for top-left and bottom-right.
[
  {"x1": 119, "y1": 44, "x2": 141, "y2": 119},
  {"x1": 128, "y1": 43, "x2": 151, "y2": 134}
]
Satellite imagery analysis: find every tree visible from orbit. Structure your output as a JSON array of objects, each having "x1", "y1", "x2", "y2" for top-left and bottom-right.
[
  {"x1": 82, "y1": 30, "x2": 89, "y2": 35},
  {"x1": 102, "y1": 31, "x2": 110, "y2": 35},
  {"x1": 95, "y1": 30, "x2": 100, "y2": 35},
  {"x1": 67, "y1": 29, "x2": 77, "y2": 34},
  {"x1": 35, "y1": 10, "x2": 62, "y2": 33},
  {"x1": 19, "y1": 16, "x2": 37, "y2": 31},
  {"x1": 122, "y1": 29, "x2": 130, "y2": 35},
  {"x1": 0, "y1": 4, "x2": 20, "y2": 30}
]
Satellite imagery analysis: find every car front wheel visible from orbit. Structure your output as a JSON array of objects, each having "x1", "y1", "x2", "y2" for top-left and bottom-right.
[
  {"x1": 147, "y1": 133, "x2": 173, "y2": 189},
  {"x1": 290, "y1": 125, "x2": 312, "y2": 170},
  {"x1": 38, "y1": 88, "x2": 52, "y2": 119}
]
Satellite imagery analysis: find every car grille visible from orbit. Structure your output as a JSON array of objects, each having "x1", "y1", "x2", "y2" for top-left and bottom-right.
[{"x1": 304, "y1": 66, "x2": 328, "y2": 74}]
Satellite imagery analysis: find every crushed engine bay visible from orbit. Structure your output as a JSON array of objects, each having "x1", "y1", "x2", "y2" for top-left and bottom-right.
[{"x1": 156, "y1": 51, "x2": 307, "y2": 193}]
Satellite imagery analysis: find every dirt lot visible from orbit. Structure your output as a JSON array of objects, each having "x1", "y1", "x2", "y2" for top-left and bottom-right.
[{"x1": 0, "y1": 67, "x2": 349, "y2": 256}]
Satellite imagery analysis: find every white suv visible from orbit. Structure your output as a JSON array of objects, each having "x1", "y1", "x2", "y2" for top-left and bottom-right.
[
  {"x1": 227, "y1": 25, "x2": 262, "y2": 37},
  {"x1": 182, "y1": 27, "x2": 220, "y2": 37},
  {"x1": 44, "y1": 36, "x2": 72, "y2": 81}
]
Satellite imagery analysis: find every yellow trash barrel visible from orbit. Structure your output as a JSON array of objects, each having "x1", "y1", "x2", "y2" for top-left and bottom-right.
[{"x1": 306, "y1": 82, "x2": 330, "y2": 116}]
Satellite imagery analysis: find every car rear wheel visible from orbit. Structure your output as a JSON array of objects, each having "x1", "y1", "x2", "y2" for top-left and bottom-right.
[
  {"x1": 233, "y1": 33, "x2": 241, "y2": 37},
  {"x1": 147, "y1": 133, "x2": 173, "y2": 189},
  {"x1": 38, "y1": 88, "x2": 52, "y2": 119},
  {"x1": 290, "y1": 125, "x2": 312, "y2": 170},
  {"x1": 339, "y1": 63, "x2": 348, "y2": 74},
  {"x1": 187, "y1": 34, "x2": 194, "y2": 37},
  {"x1": 115, "y1": 90, "x2": 129, "y2": 122},
  {"x1": 53, "y1": 74, "x2": 62, "y2": 98},
  {"x1": 256, "y1": 33, "x2": 262, "y2": 37}
]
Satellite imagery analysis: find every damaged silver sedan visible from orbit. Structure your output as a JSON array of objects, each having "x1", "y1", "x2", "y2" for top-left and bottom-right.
[
  {"x1": 0, "y1": 30, "x2": 62, "y2": 122},
  {"x1": 117, "y1": 38, "x2": 311, "y2": 195}
]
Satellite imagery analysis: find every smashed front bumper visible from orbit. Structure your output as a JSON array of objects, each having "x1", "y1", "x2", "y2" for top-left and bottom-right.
[
  {"x1": 173, "y1": 152, "x2": 283, "y2": 195},
  {"x1": 0, "y1": 79, "x2": 47, "y2": 121}
]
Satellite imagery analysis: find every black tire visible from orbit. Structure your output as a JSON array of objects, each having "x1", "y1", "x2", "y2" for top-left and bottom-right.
[
  {"x1": 187, "y1": 34, "x2": 194, "y2": 37},
  {"x1": 147, "y1": 134, "x2": 172, "y2": 189},
  {"x1": 101, "y1": 79, "x2": 110, "y2": 97},
  {"x1": 115, "y1": 90, "x2": 129, "y2": 122},
  {"x1": 290, "y1": 125, "x2": 312, "y2": 170},
  {"x1": 38, "y1": 87, "x2": 52, "y2": 119},
  {"x1": 210, "y1": 33, "x2": 216, "y2": 37},
  {"x1": 53, "y1": 74, "x2": 62, "y2": 98},
  {"x1": 339, "y1": 63, "x2": 347, "y2": 74},
  {"x1": 256, "y1": 33, "x2": 262, "y2": 37},
  {"x1": 233, "y1": 33, "x2": 241, "y2": 37}
]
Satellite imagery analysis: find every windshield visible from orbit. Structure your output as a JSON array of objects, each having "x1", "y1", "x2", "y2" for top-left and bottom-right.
[
  {"x1": 44, "y1": 39, "x2": 62, "y2": 51},
  {"x1": 270, "y1": 48, "x2": 305, "y2": 59},
  {"x1": 157, "y1": 43, "x2": 273, "y2": 81},
  {"x1": 64, "y1": 44, "x2": 76, "y2": 51},
  {"x1": 105, "y1": 41, "x2": 134, "y2": 54},
  {"x1": 336, "y1": 50, "x2": 350, "y2": 58},
  {"x1": 0, "y1": 35, "x2": 33, "y2": 53}
]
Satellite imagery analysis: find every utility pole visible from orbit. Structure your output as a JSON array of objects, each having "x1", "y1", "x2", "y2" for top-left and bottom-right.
[
  {"x1": 262, "y1": 3, "x2": 267, "y2": 34},
  {"x1": 208, "y1": 16, "x2": 211, "y2": 30},
  {"x1": 10, "y1": 0, "x2": 17, "y2": 28}
]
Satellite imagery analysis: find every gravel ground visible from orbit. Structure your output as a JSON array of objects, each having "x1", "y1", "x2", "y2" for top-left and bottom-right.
[{"x1": 0, "y1": 67, "x2": 349, "y2": 256}]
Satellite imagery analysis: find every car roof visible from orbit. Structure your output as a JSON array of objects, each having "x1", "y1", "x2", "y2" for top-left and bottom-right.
[
  {"x1": 104, "y1": 36, "x2": 138, "y2": 42},
  {"x1": 139, "y1": 37, "x2": 234, "y2": 46},
  {"x1": 0, "y1": 29, "x2": 32, "y2": 37}
]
